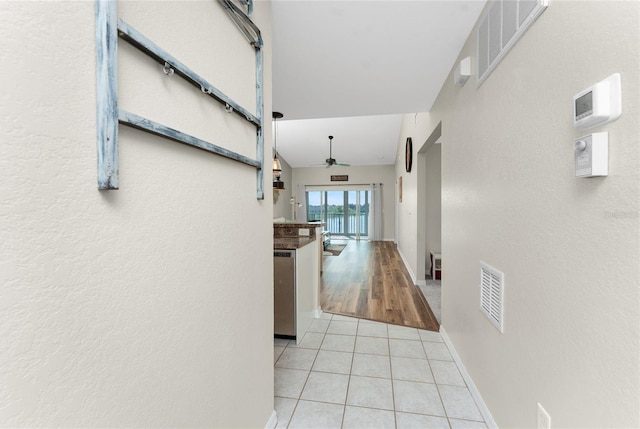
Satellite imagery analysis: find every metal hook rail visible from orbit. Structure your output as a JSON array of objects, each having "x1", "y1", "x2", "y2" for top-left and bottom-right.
[{"x1": 95, "y1": 0, "x2": 265, "y2": 199}]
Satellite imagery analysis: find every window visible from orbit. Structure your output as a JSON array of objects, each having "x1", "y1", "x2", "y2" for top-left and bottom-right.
[{"x1": 306, "y1": 190, "x2": 369, "y2": 239}]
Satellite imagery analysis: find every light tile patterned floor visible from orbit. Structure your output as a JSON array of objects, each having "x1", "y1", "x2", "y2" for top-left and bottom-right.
[
  {"x1": 274, "y1": 314, "x2": 487, "y2": 429},
  {"x1": 419, "y1": 278, "x2": 441, "y2": 323}
]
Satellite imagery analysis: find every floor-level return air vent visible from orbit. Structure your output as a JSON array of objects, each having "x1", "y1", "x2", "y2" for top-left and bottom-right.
[{"x1": 480, "y1": 262, "x2": 504, "y2": 333}]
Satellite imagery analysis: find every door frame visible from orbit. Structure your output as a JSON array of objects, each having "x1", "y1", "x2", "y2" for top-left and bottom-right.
[{"x1": 416, "y1": 121, "x2": 442, "y2": 286}]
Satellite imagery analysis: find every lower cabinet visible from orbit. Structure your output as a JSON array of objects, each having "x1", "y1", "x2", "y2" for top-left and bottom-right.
[{"x1": 274, "y1": 240, "x2": 318, "y2": 344}]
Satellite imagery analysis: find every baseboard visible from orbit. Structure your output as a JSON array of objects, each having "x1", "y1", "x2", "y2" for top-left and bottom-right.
[
  {"x1": 440, "y1": 326, "x2": 498, "y2": 429},
  {"x1": 313, "y1": 307, "x2": 323, "y2": 318},
  {"x1": 396, "y1": 246, "x2": 418, "y2": 285},
  {"x1": 265, "y1": 410, "x2": 277, "y2": 429}
]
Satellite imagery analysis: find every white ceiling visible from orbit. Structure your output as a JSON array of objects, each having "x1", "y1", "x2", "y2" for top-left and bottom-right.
[{"x1": 270, "y1": 0, "x2": 486, "y2": 168}]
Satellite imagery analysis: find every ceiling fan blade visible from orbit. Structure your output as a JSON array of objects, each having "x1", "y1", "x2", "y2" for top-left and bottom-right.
[{"x1": 336, "y1": 162, "x2": 350, "y2": 166}]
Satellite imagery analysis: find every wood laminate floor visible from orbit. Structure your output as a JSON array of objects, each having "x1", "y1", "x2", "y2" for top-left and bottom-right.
[{"x1": 321, "y1": 240, "x2": 440, "y2": 331}]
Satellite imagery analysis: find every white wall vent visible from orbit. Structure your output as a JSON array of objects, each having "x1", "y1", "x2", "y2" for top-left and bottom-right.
[
  {"x1": 480, "y1": 262, "x2": 504, "y2": 333},
  {"x1": 477, "y1": 0, "x2": 548, "y2": 86}
]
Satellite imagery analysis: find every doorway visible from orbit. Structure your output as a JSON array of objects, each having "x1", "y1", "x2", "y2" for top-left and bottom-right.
[{"x1": 417, "y1": 122, "x2": 442, "y2": 322}]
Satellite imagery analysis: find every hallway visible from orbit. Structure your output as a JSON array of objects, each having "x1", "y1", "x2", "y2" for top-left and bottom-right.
[
  {"x1": 321, "y1": 241, "x2": 439, "y2": 331},
  {"x1": 274, "y1": 313, "x2": 487, "y2": 428}
]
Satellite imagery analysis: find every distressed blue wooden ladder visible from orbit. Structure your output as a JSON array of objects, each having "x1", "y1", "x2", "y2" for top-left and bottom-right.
[{"x1": 95, "y1": 0, "x2": 265, "y2": 199}]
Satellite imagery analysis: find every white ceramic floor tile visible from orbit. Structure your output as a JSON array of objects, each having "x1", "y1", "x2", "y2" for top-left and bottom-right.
[
  {"x1": 354, "y1": 336, "x2": 389, "y2": 356},
  {"x1": 276, "y1": 305, "x2": 491, "y2": 429},
  {"x1": 448, "y1": 418, "x2": 489, "y2": 429},
  {"x1": 389, "y1": 339, "x2": 427, "y2": 359},
  {"x1": 327, "y1": 320, "x2": 359, "y2": 335},
  {"x1": 347, "y1": 375, "x2": 394, "y2": 410},
  {"x1": 321, "y1": 334, "x2": 356, "y2": 352},
  {"x1": 423, "y1": 341, "x2": 453, "y2": 361},
  {"x1": 430, "y1": 360, "x2": 465, "y2": 386},
  {"x1": 343, "y1": 406, "x2": 396, "y2": 429},
  {"x1": 274, "y1": 338, "x2": 290, "y2": 347},
  {"x1": 393, "y1": 380, "x2": 445, "y2": 416},
  {"x1": 274, "y1": 367, "x2": 309, "y2": 398},
  {"x1": 312, "y1": 350, "x2": 354, "y2": 374},
  {"x1": 419, "y1": 329, "x2": 444, "y2": 343},
  {"x1": 387, "y1": 325, "x2": 421, "y2": 341},
  {"x1": 300, "y1": 371, "x2": 350, "y2": 404},
  {"x1": 274, "y1": 397, "x2": 297, "y2": 429},
  {"x1": 395, "y1": 412, "x2": 449, "y2": 429},
  {"x1": 289, "y1": 332, "x2": 325, "y2": 350},
  {"x1": 418, "y1": 281, "x2": 441, "y2": 323},
  {"x1": 275, "y1": 348, "x2": 318, "y2": 371},
  {"x1": 351, "y1": 353, "x2": 391, "y2": 378},
  {"x1": 274, "y1": 346, "x2": 285, "y2": 363},
  {"x1": 331, "y1": 314, "x2": 360, "y2": 322},
  {"x1": 288, "y1": 400, "x2": 344, "y2": 429},
  {"x1": 438, "y1": 385, "x2": 483, "y2": 421},
  {"x1": 307, "y1": 319, "x2": 331, "y2": 333},
  {"x1": 357, "y1": 322, "x2": 388, "y2": 338},
  {"x1": 390, "y1": 356, "x2": 434, "y2": 383},
  {"x1": 358, "y1": 319, "x2": 386, "y2": 325}
]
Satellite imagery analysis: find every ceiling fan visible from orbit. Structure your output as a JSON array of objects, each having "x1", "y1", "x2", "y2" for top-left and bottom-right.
[{"x1": 322, "y1": 135, "x2": 350, "y2": 168}]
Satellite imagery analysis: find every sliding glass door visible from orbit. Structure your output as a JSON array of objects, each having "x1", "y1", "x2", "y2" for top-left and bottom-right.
[{"x1": 307, "y1": 190, "x2": 369, "y2": 239}]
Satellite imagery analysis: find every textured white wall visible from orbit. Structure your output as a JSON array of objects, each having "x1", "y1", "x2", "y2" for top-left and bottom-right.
[
  {"x1": 396, "y1": 1, "x2": 639, "y2": 427},
  {"x1": 396, "y1": 112, "x2": 432, "y2": 282},
  {"x1": 293, "y1": 165, "x2": 396, "y2": 241},
  {"x1": 0, "y1": 1, "x2": 274, "y2": 427}
]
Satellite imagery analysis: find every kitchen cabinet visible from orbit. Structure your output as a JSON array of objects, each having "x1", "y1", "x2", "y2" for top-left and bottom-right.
[{"x1": 274, "y1": 222, "x2": 321, "y2": 344}]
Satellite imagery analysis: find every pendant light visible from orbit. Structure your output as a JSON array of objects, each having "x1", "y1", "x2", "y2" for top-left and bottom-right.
[{"x1": 272, "y1": 111, "x2": 285, "y2": 189}]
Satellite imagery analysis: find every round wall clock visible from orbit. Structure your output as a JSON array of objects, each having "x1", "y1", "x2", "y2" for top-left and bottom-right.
[{"x1": 405, "y1": 137, "x2": 413, "y2": 172}]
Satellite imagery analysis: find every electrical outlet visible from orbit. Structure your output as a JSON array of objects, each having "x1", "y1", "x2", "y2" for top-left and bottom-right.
[
  {"x1": 298, "y1": 228, "x2": 310, "y2": 236},
  {"x1": 537, "y1": 403, "x2": 551, "y2": 429}
]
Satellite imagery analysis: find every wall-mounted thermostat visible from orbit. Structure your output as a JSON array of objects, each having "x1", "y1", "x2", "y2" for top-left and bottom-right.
[
  {"x1": 573, "y1": 73, "x2": 621, "y2": 130},
  {"x1": 575, "y1": 132, "x2": 608, "y2": 178}
]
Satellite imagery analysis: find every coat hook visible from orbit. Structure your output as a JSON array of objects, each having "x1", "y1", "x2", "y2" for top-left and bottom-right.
[
  {"x1": 225, "y1": 103, "x2": 233, "y2": 113},
  {"x1": 162, "y1": 62, "x2": 174, "y2": 76},
  {"x1": 201, "y1": 85, "x2": 211, "y2": 94}
]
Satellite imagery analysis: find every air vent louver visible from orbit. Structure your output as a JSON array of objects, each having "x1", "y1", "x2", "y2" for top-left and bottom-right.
[
  {"x1": 480, "y1": 262, "x2": 504, "y2": 333},
  {"x1": 477, "y1": 0, "x2": 548, "y2": 86}
]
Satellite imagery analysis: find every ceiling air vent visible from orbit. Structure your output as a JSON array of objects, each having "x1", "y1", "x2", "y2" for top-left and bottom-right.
[
  {"x1": 477, "y1": 0, "x2": 548, "y2": 86},
  {"x1": 480, "y1": 262, "x2": 504, "y2": 333}
]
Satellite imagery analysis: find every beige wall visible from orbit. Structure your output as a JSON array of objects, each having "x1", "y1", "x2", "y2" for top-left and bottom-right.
[
  {"x1": 396, "y1": 112, "x2": 432, "y2": 282},
  {"x1": 293, "y1": 165, "x2": 396, "y2": 241},
  {"x1": 0, "y1": 1, "x2": 274, "y2": 427},
  {"x1": 396, "y1": 1, "x2": 639, "y2": 427}
]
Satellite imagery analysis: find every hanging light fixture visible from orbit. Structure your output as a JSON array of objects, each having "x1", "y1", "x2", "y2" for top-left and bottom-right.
[{"x1": 272, "y1": 111, "x2": 285, "y2": 190}]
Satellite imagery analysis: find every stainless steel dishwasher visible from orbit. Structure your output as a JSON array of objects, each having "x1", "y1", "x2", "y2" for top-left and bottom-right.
[{"x1": 274, "y1": 250, "x2": 295, "y2": 338}]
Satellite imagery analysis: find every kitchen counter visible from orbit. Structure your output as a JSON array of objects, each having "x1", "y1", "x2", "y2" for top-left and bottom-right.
[
  {"x1": 274, "y1": 236, "x2": 316, "y2": 250},
  {"x1": 273, "y1": 221, "x2": 324, "y2": 343},
  {"x1": 273, "y1": 221, "x2": 324, "y2": 228},
  {"x1": 274, "y1": 221, "x2": 324, "y2": 250}
]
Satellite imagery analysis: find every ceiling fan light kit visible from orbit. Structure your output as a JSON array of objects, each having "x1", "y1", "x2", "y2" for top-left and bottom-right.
[{"x1": 323, "y1": 135, "x2": 350, "y2": 168}]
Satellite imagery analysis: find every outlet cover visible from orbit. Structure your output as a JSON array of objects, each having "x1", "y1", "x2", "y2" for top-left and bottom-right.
[{"x1": 537, "y1": 403, "x2": 551, "y2": 429}]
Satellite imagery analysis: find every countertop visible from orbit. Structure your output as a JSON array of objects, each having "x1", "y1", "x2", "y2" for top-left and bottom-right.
[
  {"x1": 274, "y1": 236, "x2": 316, "y2": 250},
  {"x1": 273, "y1": 221, "x2": 324, "y2": 228}
]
